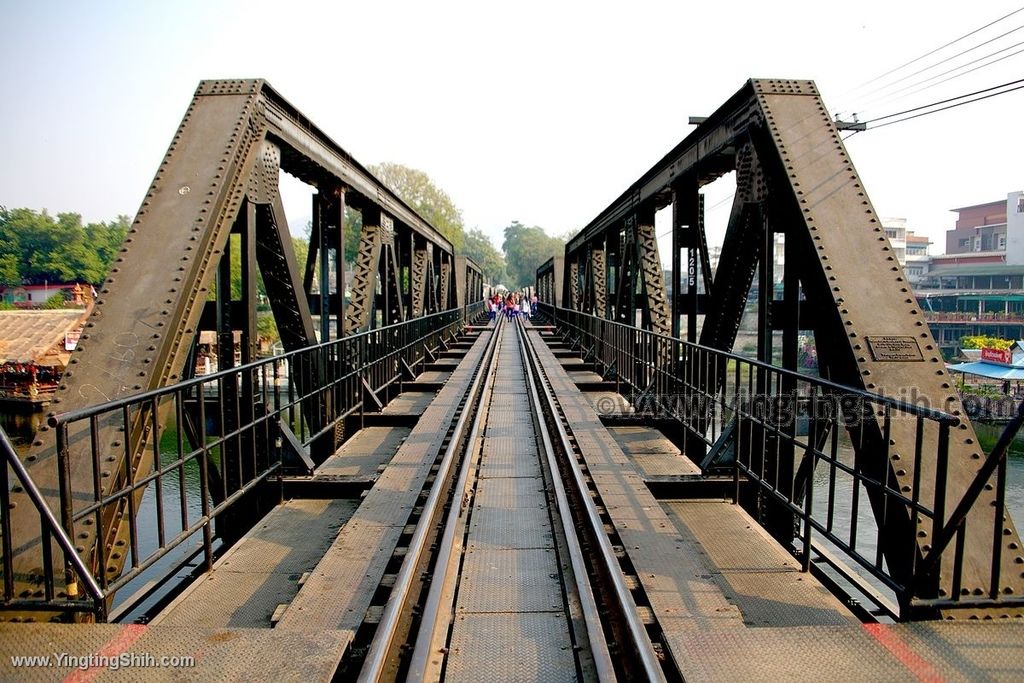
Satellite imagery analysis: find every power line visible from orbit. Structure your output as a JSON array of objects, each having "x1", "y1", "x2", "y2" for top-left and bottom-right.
[
  {"x1": 889, "y1": 43, "x2": 1024, "y2": 105},
  {"x1": 857, "y1": 23, "x2": 1024, "y2": 107},
  {"x1": 833, "y1": 6, "x2": 1024, "y2": 118},
  {"x1": 852, "y1": 6, "x2": 1024, "y2": 91},
  {"x1": 867, "y1": 81, "x2": 1024, "y2": 130},
  {"x1": 861, "y1": 76, "x2": 1024, "y2": 125}
]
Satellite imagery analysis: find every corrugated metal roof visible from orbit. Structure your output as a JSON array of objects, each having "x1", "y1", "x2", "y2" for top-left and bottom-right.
[{"x1": 0, "y1": 310, "x2": 88, "y2": 365}]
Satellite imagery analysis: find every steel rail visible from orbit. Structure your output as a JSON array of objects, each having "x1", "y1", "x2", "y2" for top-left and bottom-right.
[
  {"x1": 405, "y1": 316, "x2": 503, "y2": 679},
  {"x1": 518, "y1": 321, "x2": 666, "y2": 682},
  {"x1": 513, "y1": 317, "x2": 617, "y2": 681},
  {"x1": 357, "y1": 317, "x2": 502, "y2": 683}
]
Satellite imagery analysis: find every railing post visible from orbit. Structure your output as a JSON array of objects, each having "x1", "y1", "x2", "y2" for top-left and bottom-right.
[{"x1": 55, "y1": 423, "x2": 80, "y2": 605}]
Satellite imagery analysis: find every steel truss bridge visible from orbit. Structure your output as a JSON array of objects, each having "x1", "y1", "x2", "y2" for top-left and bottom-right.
[{"x1": 1, "y1": 79, "x2": 1023, "y2": 681}]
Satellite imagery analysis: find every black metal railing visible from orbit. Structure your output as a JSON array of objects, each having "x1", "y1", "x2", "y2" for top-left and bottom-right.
[
  {"x1": 2, "y1": 305, "x2": 477, "y2": 620},
  {"x1": 539, "y1": 303, "x2": 1024, "y2": 617}
]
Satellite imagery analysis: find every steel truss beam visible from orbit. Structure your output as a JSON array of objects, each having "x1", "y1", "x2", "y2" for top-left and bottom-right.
[
  {"x1": 555, "y1": 78, "x2": 1023, "y2": 617},
  {"x1": 5, "y1": 79, "x2": 460, "y2": 610}
]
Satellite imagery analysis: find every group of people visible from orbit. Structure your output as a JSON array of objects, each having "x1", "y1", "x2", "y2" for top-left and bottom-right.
[{"x1": 488, "y1": 292, "x2": 538, "y2": 321}]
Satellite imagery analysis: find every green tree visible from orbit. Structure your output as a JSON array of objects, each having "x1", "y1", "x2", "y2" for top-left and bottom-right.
[
  {"x1": 0, "y1": 254, "x2": 19, "y2": 285},
  {"x1": 463, "y1": 228, "x2": 506, "y2": 285},
  {"x1": 502, "y1": 221, "x2": 565, "y2": 288},
  {"x1": 369, "y1": 163, "x2": 466, "y2": 253},
  {"x1": 0, "y1": 208, "x2": 128, "y2": 285}
]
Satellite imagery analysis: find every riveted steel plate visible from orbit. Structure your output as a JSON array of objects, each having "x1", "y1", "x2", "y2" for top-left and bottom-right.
[
  {"x1": 457, "y1": 547, "x2": 563, "y2": 614},
  {"x1": 468, "y1": 508, "x2": 553, "y2": 550},
  {"x1": 445, "y1": 612, "x2": 576, "y2": 683}
]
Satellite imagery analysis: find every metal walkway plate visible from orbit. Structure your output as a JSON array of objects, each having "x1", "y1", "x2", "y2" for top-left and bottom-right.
[
  {"x1": 154, "y1": 498, "x2": 358, "y2": 629},
  {"x1": 0, "y1": 623, "x2": 350, "y2": 682},
  {"x1": 316, "y1": 426, "x2": 410, "y2": 477},
  {"x1": 457, "y1": 547, "x2": 563, "y2": 613},
  {"x1": 663, "y1": 500, "x2": 854, "y2": 627},
  {"x1": 446, "y1": 612, "x2": 576, "y2": 683},
  {"x1": 663, "y1": 622, "x2": 1024, "y2": 682}
]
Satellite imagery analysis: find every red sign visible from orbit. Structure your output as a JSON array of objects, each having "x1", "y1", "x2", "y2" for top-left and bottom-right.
[{"x1": 981, "y1": 347, "x2": 1012, "y2": 364}]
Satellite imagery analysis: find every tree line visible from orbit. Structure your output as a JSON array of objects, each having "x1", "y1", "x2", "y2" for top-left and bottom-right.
[
  {"x1": 0, "y1": 208, "x2": 130, "y2": 286},
  {"x1": 0, "y1": 163, "x2": 567, "y2": 292}
]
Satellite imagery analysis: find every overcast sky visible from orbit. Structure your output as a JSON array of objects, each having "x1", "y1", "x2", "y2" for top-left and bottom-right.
[{"x1": 2, "y1": 0, "x2": 1021, "y2": 263}]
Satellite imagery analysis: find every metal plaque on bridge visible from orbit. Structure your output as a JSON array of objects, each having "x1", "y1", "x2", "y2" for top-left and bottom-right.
[{"x1": 866, "y1": 336, "x2": 924, "y2": 362}]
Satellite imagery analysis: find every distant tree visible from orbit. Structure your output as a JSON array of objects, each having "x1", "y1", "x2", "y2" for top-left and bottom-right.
[
  {"x1": 369, "y1": 163, "x2": 466, "y2": 253},
  {"x1": 0, "y1": 254, "x2": 19, "y2": 285},
  {"x1": 0, "y1": 208, "x2": 128, "y2": 285},
  {"x1": 502, "y1": 221, "x2": 565, "y2": 288},
  {"x1": 463, "y1": 228, "x2": 506, "y2": 285}
]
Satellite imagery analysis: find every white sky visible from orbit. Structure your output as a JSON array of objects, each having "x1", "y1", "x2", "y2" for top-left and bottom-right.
[{"x1": 1, "y1": 0, "x2": 1022, "y2": 265}]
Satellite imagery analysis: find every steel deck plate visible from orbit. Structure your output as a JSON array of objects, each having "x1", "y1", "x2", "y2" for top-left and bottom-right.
[
  {"x1": 468, "y1": 507, "x2": 553, "y2": 550},
  {"x1": 154, "y1": 499, "x2": 358, "y2": 629},
  {"x1": 474, "y1": 476, "x2": 547, "y2": 508},
  {"x1": 629, "y1": 454, "x2": 702, "y2": 476},
  {"x1": 317, "y1": 426, "x2": 410, "y2": 476},
  {"x1": 0, "y1": 623, "x2": 350, "y2": 682},
  {"x1": 607, "y1": 425, "x2": 682, "y2": 456},
  {"x1": 457, "y1": 547, "x2": 563, "y2": 614},
  {"x1": 529, "y1": 330, "x2": 747, "y2": 635},
  {"x1": 478, "y1": 453, "x2": 542, "y2": 480},
  {"x1": 662, "y1": 622, "x2": 1024, "y2": 683},
  {"x1": 445, "y1": 612, "x2": 576, "y2": 683},
  {"x1": 381, "y1": 390, "x2": 436, "y2": 416},
  {"x1": 663, "y1": 500, "x2": 855, "y2": 627}
]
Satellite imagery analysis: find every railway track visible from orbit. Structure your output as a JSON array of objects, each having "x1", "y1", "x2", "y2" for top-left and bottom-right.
[{"x1": 347, "y1": 317, "x2": 674, "y2": 682}]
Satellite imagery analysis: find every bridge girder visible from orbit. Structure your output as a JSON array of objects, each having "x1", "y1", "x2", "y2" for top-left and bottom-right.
[
  {"x1": 552, "y1": 78, "x2": 1023, "y2": 617},
  {"x1": 3, "y1": 79, "x2": 468, "y2": 613}
]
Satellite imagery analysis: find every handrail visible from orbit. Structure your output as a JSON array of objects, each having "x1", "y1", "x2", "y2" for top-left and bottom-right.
[
  {"x1": 2, "y1": 427, "x2": 106, "y2": 618},
  {"x1": 537, "y1": 303, "x2": 1021, "y2": 617},
  {"x1": 913, "y1": 399, "x2": 1024, "y2": 591},
  {"x1": 49, "y1": 306, "x2": 467, "y2": 428},
  {"x1": 4, "y1": 304, "x2": 480, "y2": 620},
  {"x1": 540, "y1": 304, "x2": 959, "y2": 425}
]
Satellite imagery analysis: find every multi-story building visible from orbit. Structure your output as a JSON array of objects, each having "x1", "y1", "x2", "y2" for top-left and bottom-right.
[{"x1": 914, "y1": 192, "x2": 1024, "y2": 357}]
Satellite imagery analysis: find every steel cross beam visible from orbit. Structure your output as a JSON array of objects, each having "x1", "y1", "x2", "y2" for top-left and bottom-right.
[
  {"x1": 554, "y1": 78, "x2": 1023, "y2": 618},
  {"x1": 3, "y1": 79, "x2": 458, "y2": 614}
]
